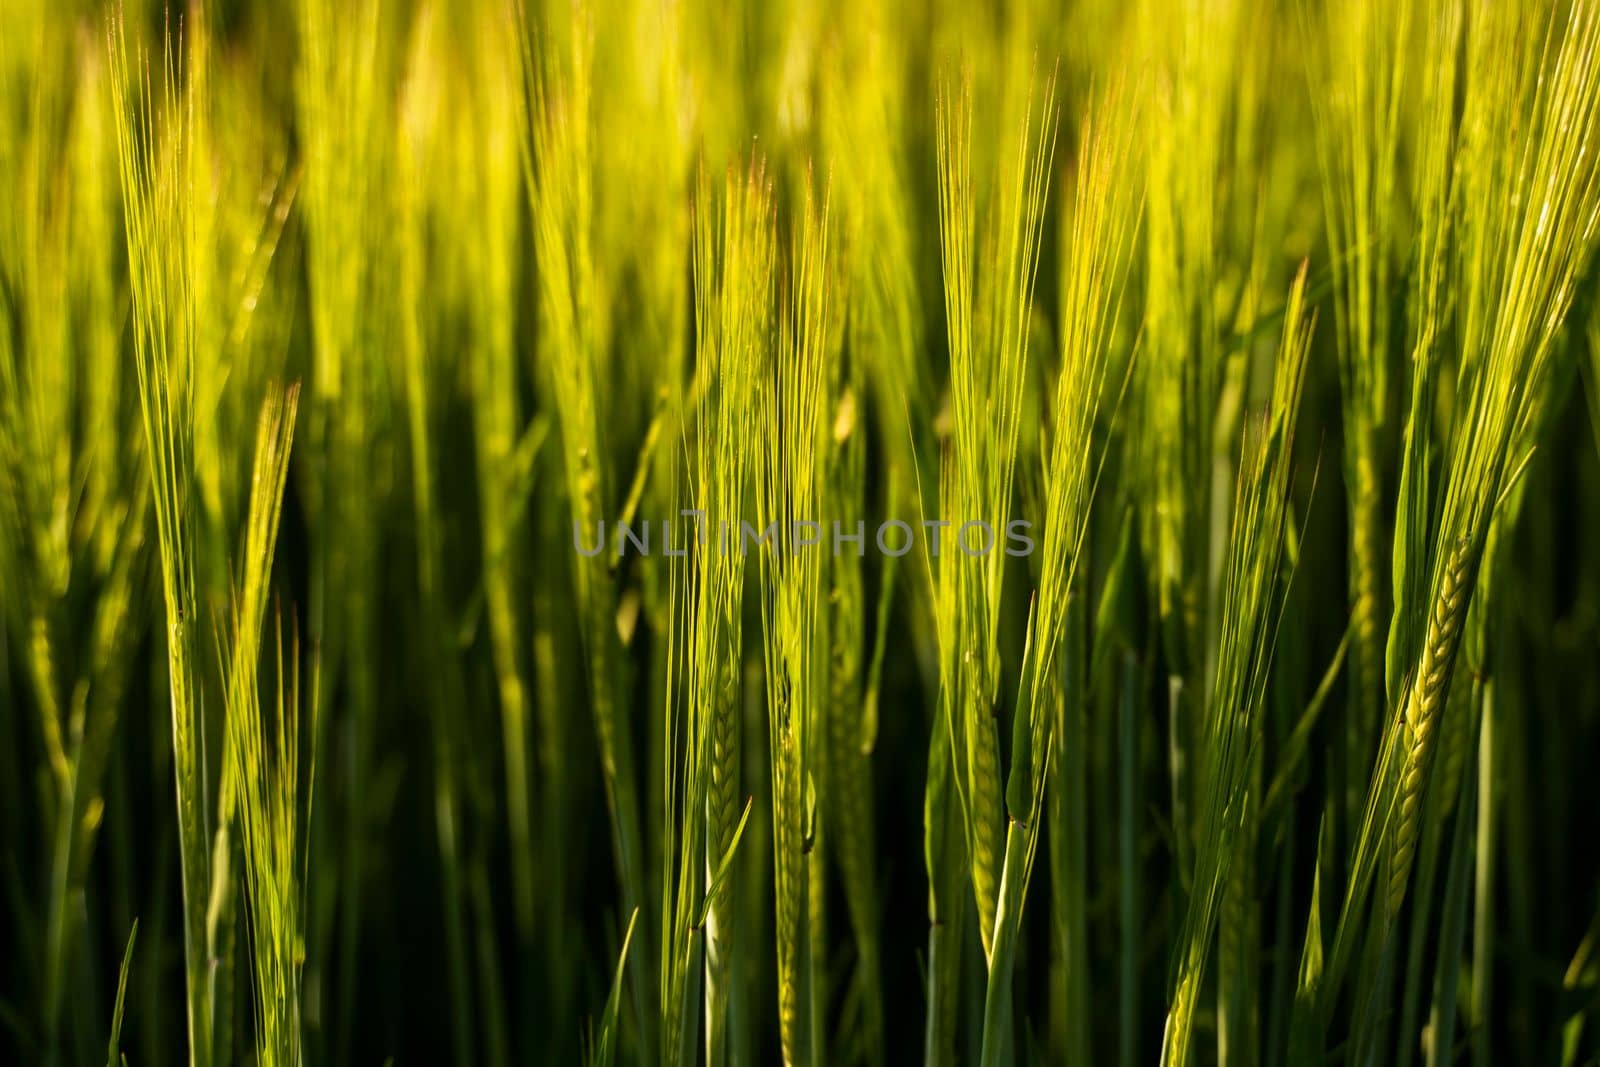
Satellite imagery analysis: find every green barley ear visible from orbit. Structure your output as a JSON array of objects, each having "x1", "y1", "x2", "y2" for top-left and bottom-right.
[
  {"x1": 1030, "y1": 75, "x2": 1143, "y2": 716},
  {"x1": 1163, "y1": 265, "x2": 1313, "y2": 1067},
  {"x1": 1385, "y1": 535, "x2": 1471, "y2": 920},
  {"x1": 1314, "y1": 1, "x2": 1600, "y2": 1026},
  {"x1": 110, "y1": 8, "x2": 312, "y2": 1063},
  {"x1": 683, "y1": 155, "x2": 772, "y2": 1067},
  {"x1": 108, "y1": 12, "x2": 215, "y2": 1063},
  {"x1": 223, "y1": 383, "x2": 307, "y2": 1067},
  {"x1": 932, "y1": 58, "x2": 1059, "y2": 966},
  {"x1": 998, "y1": 76, "x2": 1142, "y2": 1066},
  {"x1": 756, "y1": 172, "x2": 832, "y2": 1067},
  {"x1": 1384, "y1": 0, "x2": 1600, "y2": 926}
]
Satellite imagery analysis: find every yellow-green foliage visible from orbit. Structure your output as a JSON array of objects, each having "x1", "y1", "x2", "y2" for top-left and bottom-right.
[{"x1": 5, "y1": 2, "x2": 1600, "y2": 1067}]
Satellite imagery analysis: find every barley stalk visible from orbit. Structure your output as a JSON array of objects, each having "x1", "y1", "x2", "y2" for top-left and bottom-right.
[{"x1": 1387, "y1": 536, "x2": 1471, "y2": 919}]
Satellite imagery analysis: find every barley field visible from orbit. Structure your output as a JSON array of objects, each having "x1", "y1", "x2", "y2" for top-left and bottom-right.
[{"x1": 3, "y1": 0, "x2": 1600, "y2": 1064}]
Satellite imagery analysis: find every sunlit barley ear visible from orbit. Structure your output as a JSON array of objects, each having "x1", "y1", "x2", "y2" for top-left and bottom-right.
[
  {"x1": 1012, "y1": 74, "x2": 1145, "y2": 1067},
  {"x1": 1162, "y1": 266, "x2": 1313, "y2": 1067},
  {"x1": 223, "y1": 384, "x2": 310, "y2": 1067},
  {"x1": 109, "y1": 9, "x2": 220, "y2": 1061},
  {"x1": 645, "y1": 156, "x2": 774, "y2": 1067},
  {"x1": 934, "y1": 56, "x2": 1058, "y2": 957},
  {"x1": 751, "y1": 170, "x2": 834, "y2": 1067},
  {"x1": 1315, "y1": 1, "x2": 1600, "y2": 1048}
]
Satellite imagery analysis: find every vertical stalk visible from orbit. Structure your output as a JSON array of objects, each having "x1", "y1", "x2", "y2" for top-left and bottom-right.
[
  {"x1": 1120, "y1": 651, "x2": 1141, "y2": 1067},
  {"x1": 1470, "y1": 677, "x2": 1495, "y2": 1067}
]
